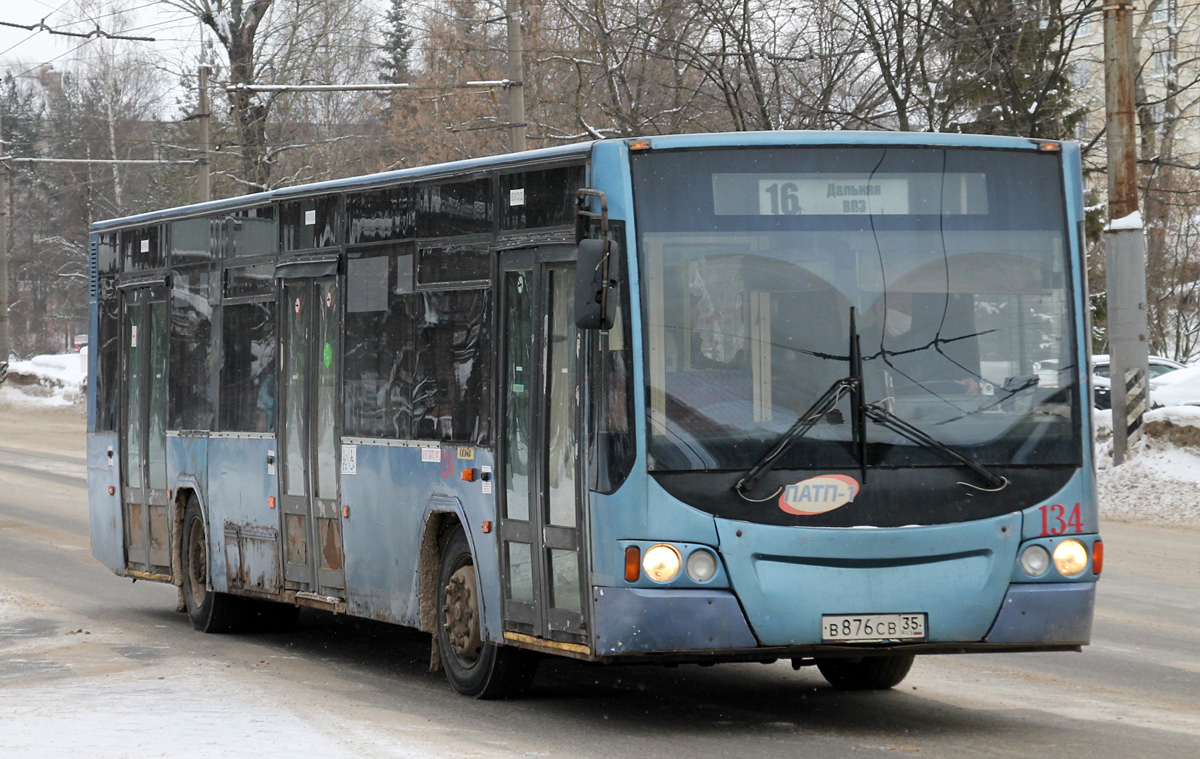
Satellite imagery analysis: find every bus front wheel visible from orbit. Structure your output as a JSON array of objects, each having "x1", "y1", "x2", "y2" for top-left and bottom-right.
[
  {"x1": 436, "y1": 526, "x2": 536, "y2": 698},
  {"x1": 816, "y1": 654, "x2": 915, "y2": 690},
  {"x1": 181, "y1": 496, "x2": 243, "y2": 633}
]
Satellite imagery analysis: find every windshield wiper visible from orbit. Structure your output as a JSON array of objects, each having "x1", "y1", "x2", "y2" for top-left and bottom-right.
[
  {"x1": 734, "y1": 308, "x2": 864, "y2": 499},
  {"x1": 732, "y1": 375, "x2": 857, "y2": 498},
  {"x1": 733, "y1": 307, "x2": 1007, "y2": 499},
  {"x1": 861, "y1": 403, "x2": 1007, "y2": 491}
]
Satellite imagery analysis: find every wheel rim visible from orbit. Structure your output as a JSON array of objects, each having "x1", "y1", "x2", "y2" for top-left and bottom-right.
[
  {"x1": 185, "y1": 515, "x2": 207, "y2": 610},
  {"x1": 442, "y1": 564, "x2": 483, "y2": 668}
]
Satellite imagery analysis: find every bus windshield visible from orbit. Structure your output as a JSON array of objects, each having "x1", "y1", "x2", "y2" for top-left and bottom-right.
[{"x1": 632, "y1": 145, "x2": 1081, "y2": 473}]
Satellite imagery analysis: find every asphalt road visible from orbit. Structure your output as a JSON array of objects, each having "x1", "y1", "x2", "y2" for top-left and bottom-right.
[{"x1": 1, "y1": 405, "x2": 1197, "y2": 758}]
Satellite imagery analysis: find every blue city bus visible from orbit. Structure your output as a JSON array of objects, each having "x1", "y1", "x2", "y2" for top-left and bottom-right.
[{"x1": 87, "y1": 131, "x2": 1102, "y2": 698}]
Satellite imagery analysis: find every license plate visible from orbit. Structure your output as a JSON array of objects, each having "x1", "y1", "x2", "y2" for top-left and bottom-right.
[{"x1": 821, "y1": 613, "x2": 927, "y2": 643}]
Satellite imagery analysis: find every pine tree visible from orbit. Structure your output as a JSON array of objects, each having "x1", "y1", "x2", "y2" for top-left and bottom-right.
[{"x1": 378, "y1": 0, "x2": 414, "y2": 84}]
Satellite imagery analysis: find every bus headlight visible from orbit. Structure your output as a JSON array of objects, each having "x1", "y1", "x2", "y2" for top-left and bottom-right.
[
  {"x1": 1018, "y1": 544, "x2": 1051, "y2": 577},
  {"x1": 642, "y1": 544, "x2": 682, "y2": 583},
  {"x1": 1053, "y1": 539, "x2": 1089, "y2": 577},
  {"x1": 686, "y1": 549, "x2": 718, "y2": 582}
]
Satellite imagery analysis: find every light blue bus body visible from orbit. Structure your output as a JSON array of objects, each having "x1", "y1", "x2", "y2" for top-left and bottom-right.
[{"x1": 88, "y1": 131, "x2": 1099, "y2": 692}]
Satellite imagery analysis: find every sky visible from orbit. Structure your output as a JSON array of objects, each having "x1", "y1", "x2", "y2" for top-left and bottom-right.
[{"x1": 0, "y1": 1, "x2": 200, "y2": 77}]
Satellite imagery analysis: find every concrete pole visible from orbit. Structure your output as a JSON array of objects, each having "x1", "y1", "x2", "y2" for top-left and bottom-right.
[
  {"x1": 199, "y1": 65, "x2": 212, "y2": 203},
  {"x1": 505, "y1": 0, "x2": 526, "y2": 152},
  {"x1": 0, "y1": 135, "x2": 9, "y2": 368},
  {"x1": 1103, "y1": 1, "x2": 1150, "y2": 464}
]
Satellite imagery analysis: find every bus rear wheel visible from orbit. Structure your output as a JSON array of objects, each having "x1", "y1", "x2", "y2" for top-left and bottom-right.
[
  {"x1": 436, "y1": 526, "x2": 536, "y2": 698},
  {"x1": 181, "y1": 496, "x2": 244, "y2": 633},
  {"x1": 816, "y1": 654, "x2": 915, "y2": 690}
]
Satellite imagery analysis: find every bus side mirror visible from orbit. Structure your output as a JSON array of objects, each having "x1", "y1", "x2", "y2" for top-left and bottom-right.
[{"x1": 575, "y1": 238, "x2": 615, "y2": 331}]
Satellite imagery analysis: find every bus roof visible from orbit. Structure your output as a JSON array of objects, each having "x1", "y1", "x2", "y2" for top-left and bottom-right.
[
  {"x1": 90, "y1": 130, "x2": 1063, "y2": 232},
  {"x1": 90, "y1": 140, "x2": 597, "y2": 232}
]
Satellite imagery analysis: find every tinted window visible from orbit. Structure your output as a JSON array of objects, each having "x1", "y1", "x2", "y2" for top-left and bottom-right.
[
  {"x1": 225, "y1": 264, "x2": 275, "y2": 299},
  {"x1": 418, "y1": 242, "x2": 489, "y2": 284},
  {"x1": 220, "y1": 302, "x2": 277, "y2": 432},
  {"x1": 97, "y1": 233, "x2": 119, "y2": 275},
  {"x1": 281, "y1": 196, "x2": 341, "y2": 251},
  {"x1": 171, "y1": 218, "x2": 213, "y2": 266},
  {"x1": 170, "y1": 268, "x2": 215, "y2": 430},
  {"x1": 122, "y1": 227, "x2": 164, "y2": 270},
  {"x1": 344, "y1": 253, "x2": 419, "y2": 438},
  {"x1": 347, "y1": 187, "x2": 418, "y2": 244},
  {"x1": 420, "y1": 178, "x2": 493, "y2": 237},
  {"x1": 228, "y1": 206, "x2": 276, "y2": 257},
  {"x1": 500, "y1": 164, "x2": 585, "y2": 229},
  {"x1": 348, "y1": 256, "x2": 389, "y2": 313},
  {"x1": 95, "y1": 277, "x2": 120, "y2": 431},
  {"x1": 412, "y1": 289, "x2": 491, "y2": 443}
]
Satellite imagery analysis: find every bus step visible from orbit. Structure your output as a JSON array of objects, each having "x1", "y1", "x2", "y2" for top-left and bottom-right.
[{"x1": 294, "y1": 592, "x2": 347, "y2": 614}]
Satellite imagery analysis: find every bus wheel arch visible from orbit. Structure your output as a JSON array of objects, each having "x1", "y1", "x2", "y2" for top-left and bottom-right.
[
  {"x1": 180, "y1": 492, "x2": 243, "y2": 633},
  {"x1": 170, "y1": 488, "x2": 191, "y2": 607},
  {"x1": 434, "y1": 524, "x2": 536, "y2": 698}
]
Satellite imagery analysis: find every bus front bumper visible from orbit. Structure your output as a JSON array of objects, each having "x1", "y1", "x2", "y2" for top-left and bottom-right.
[{"x1": 590, "y1": 581, "x2": 1094, "y2": 657}]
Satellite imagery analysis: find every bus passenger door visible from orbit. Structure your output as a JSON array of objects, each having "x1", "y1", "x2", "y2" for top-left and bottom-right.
[
  {"x1": 279, "y1": 275, "x2": 346, "y2": 599},
  {"x1": 120, "y1": 285, "x2": 170, "y2": 576},
  {"x1": 497, "y1": 248, "x2": 588, "y2": 647}
]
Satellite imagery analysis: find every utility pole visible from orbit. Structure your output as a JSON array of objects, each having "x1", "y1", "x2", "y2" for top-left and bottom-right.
[
  {"x1": 0, "y1": 123, "x2": 9, "y2": 371},
  {"x1": 199, "y1": 65, "x2": 212, "y2": 203},
  {"x1": 506, "y1": 0, "x2": 526, "y2": 152},
  {"x1": 1103, "y1": 1, "x2": 1150, "y2": 465}
]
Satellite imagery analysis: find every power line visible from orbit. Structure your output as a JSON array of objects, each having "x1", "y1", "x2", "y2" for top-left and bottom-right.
[
  {"x1": 0, "y1": 156, "x2": 197, "y2": 165},
  {"x1": 0, "y1": 19, "x2": 155, "y2": 42}
]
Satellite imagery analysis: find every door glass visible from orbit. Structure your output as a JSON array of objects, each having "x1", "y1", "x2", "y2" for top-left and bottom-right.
[
  {"x1": 283, "y1": 283, "x2": 308, "y2": 497},
  {"x1": 507, "y1": 542, "x2": 534, "y2": 604},
  {"x1": 123, "y1": 300, "x2": 144, "y2": 490},
  {"x1": 546, "y1": 268, "x2": 578, "y2": 528},
  {"x1": 315, "y1": 280, "x2": 339, "y2": 502},
  {"x1": 147, "y1": 300, "x2": 169, "y2": 490},
  {"x1": 550, "y1": 548, "x2": 582, "y2": 613},
  {"x1": 503, "y1": 269, "x2": 533, "y2": 521}
]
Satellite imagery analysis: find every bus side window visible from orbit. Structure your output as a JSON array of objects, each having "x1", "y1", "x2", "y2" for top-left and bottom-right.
[
  {"x1": 344, "y1": 252, "x2": 417, "y2": 440},
  {"x1": 169, "y1": 268, "x2": 215, "y2": 431},
  {"x1": 220, "y1": 302, "x2": 277, "y2": 433},
  {"x1": 412, "y1": 289, "x2": 491, "y2": 444}
]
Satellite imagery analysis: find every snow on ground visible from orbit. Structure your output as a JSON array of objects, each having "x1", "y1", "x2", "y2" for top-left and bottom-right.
[
  {"x1": 1095, "y1": 407, "x2": 1200, "y2": 526},
  {"x1": 1, "y1": 350, "x2": 87, "y2": 407}
]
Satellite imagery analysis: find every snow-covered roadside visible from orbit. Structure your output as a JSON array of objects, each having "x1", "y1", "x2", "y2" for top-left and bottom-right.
[
  {"x1": 1, "y1": 351, "x2": 87, "y2": 407},
  {"x1": 1094, "y1": 407, "x2": 1200, "y2": 526}
]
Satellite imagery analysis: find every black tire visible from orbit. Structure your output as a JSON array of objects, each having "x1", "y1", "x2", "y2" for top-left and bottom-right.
[
  {"x1": 816, "y1": 654, "x2": 915, "y2": 690},
  {"x1": 437, "y1": 527, "x2": 537, "y2": 698},
  {"x1": 181, "y1": 496, "x2": 244, "y2": 633}
]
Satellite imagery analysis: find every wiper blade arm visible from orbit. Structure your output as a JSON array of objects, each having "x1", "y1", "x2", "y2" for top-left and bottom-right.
[
  {"x1": 733, "y1": 376, "x2": 857, "y2": 498},
  {"x1": 863, "y1": 403, "x2": 1008, "y2": 491}
]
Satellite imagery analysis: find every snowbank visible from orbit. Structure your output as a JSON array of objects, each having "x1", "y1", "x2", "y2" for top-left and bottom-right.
[
  {"x1": 1, "y1": 350, "x2": 87, "y2": 406},
  {"x1": 1095, "y1": 407, "x2": 1200, "y2": 525}
]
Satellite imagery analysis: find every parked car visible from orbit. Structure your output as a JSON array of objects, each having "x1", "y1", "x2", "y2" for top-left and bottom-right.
[
  {"x1": 1090, "y1": 354, "x2": 1188, "y2": 410},
  {"x1": 1092, "y1": 354, "x2": 1185, "y2": 381},
  {"x1": 1148, "y1": 364, "x2": 1200, "y2": 408}
]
